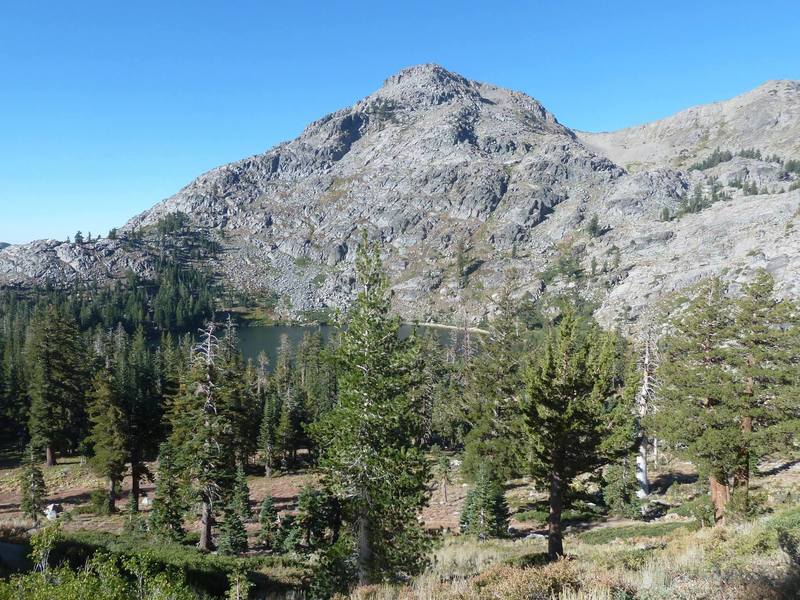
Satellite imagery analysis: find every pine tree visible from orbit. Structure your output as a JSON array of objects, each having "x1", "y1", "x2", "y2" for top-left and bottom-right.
[
  {"x1": 86, "y1": 368, "x2": 127, "y2": 513},
  {"x1": 312, "y1": 236, "x2": 430, "y2": 585},
  {"x1": 258, "y1": 495, "x2": 279, "y2": 549},
  {"x1": 122, "y1": 327, "x2": 162, "y2": 511},
  {"x1": 295, "y1": 485, "x2": 342, "y2": 553},
  {"x1": 169, "y1": 323, "x2": 237, "y2": 551},
  {"x1": 218, "y1": 500, "x2": 248, "y2": 555},
  {"x1": 226, "y1": 566, "x2": 254, "y2": 600},
  {"x1": 432, "y1": 445, "x2": 453, "y2": 503},
  {"x1": 259, "y1": 382, "x2": 280, "y2": 478},
  {"x1": 218, "y1": 319, "x2": 259, "y2": 466},
  {"x1": 231, "y1": 465, "x2": 251, "y2": 523},
  {"x1": 459, "y1": 464, "x2": 509, "y2": 538},
  {"x1": 25, "y1": 306, "x2": 85, "y2": 466},
  {"x1": 462, "y1": 292, "x2": 527, "y2": 481},
  {"x1": 149, "y1": 442, "x2": 185, "y2": 542},
  {"x1": 654, "y1": 274, "x2": 800, "y2": 522},
  {"x1": 653, "y1": 278, "x2": 737, "y2": 523},
  {"x1": 272, "y1": 340, "x2": 305, "y2": 469},
  {"x1": 728, "y1": 270, "x2": 800, "y2": 510},
  {"x1": 19, "y1": 444, "x2": 46, "y2": 524},
  {"x1": 123, "y1": 490, "x2": 146, "y2": 534},
  {"x1": 523, "y1": 307, "x2": 633, "y2": 559}
]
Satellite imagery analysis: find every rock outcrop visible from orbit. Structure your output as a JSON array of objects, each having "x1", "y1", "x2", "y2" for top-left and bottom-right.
[{"x1": 2, "y1": 65, "x2": 799, "y2": 326}]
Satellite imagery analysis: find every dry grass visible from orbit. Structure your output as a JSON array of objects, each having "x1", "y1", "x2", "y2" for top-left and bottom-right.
[{"x1": 346, "y1": 505, "x2": 800, "y2": 600}]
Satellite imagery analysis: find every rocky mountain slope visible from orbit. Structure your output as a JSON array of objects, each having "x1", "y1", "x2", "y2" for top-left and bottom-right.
[
  {"x1": 1, "y1": 65, "x2": 799, "y2": 326},
  {"x1": 578, "y1": 80, "x2": 800, "y2": 171}
]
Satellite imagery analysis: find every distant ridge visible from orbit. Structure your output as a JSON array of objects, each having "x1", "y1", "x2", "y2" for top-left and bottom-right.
[{"x1": 1, "y1": 66, "x2": 799, "y2": 327}]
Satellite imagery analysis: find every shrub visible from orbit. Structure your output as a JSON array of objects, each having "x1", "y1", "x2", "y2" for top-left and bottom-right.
[
  {"x1": 602, "y1": 461, "x2": 643, "y2": 519},
  {"x1": 669, "y1": 495, "x2": 715, "y2": 527},
  {"x1": 579, "y1": 521, "x2": 698, "y2": 545},
  {"x1": 778, "y1": 528, "x2": 800, "y2": 568},
  {"x1": 469, "y1": 560, "x2": 579, "y2": 599},
  {"x1": 89, "y1": 488, "x2": 112, "y2": 516},
  {"x1": 308, "y1": 533, "x2": 358, "y2": 600}
]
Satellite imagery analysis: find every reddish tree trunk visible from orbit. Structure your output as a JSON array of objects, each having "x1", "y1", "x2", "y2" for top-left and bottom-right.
[{"x1": 710, "y1": 474, "x2": 730, "y2": 525}]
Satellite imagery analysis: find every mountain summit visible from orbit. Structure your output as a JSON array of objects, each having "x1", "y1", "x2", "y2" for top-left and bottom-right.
[{"x1": 2, "y1": 66, "x2": 799, "y2": 325}]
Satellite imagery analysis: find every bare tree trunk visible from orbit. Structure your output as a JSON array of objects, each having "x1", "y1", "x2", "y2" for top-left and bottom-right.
[
  {"x1": 199, "y1": 498, "x2": 214, "y2": 551},
  {"x1": 652, "y1": 438, "x2": 659, "y2": 467},
  {"x1": 45, "y1": 446, "x2": 55, "y2": 467},
  {"x1": 635, "y1": 335, "x2": 655, "y2": 498},
  {"x1": 130, "y1": 462, "x2": 141, "y2": 512},
  {"x1": 443, "y1": 479, "x2": 448, "y2": 504},
  {"x1": 548, "y1": 463, "x2": 565, "y2": 560},
  {"x1": 733, "y1": 414, "x2": 753, "y2": 510},
  {"x1": 356, "y1": 512, "x2": 373, "y2": 585},
  {"x1": 107, "y1": 477, "x2": 117, "y2": 513},
  {"x1": 710, "y1": 474, "x2": 730, "y2": 525},
  {"x1": 636, "y1": 444, "x2": 649, "y2": 498}
]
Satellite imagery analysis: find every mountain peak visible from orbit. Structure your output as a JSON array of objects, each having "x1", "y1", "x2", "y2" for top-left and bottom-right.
[
  {"x1": 376, "y1": 63, "x2": 478, "y2": 107},
  {"x1": 382, "y1": 63, "x2": 468, "y2": 87},
  {"x1": 753, "y1": 79, "x2": 800, "y2": 92}
]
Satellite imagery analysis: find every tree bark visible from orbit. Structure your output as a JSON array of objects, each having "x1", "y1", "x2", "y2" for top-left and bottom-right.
[
  {"x1": 548, "y1": 464, "x2": 565, "y2": 560},
  {"x1": 710, "y1": 474, "x2": 730, "y2": 525},
  {"x1": 356, "y1": 512, "x2": 373, "y2": 585},
  {"x1": 636, "y1": 441, "x2": 649, "y2": 499},
  {"x1": 107, "y1": 477, "x2": 117, "y2": 513},
  {"x1": 652, "y1": 438, "x2": 659, "y2": 467},
  {"x1": 130, "y1": 462, "x2": 141, "y2": 512},
  {"x1": 635, "y1": 338, "x2": 653, "y2": 498},
  {"x1": 45, "y1": 445, "x2": 55, "y2": 467},
  {"x1": 199, "y1": 498, "x2": 214, "y2": 551},
  {"x1": 733, "y1": 414, "x2": 753, "y2": 509}
]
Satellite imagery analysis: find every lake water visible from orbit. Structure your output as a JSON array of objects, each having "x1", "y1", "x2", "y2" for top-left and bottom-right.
[{"x1": 237, "y1": 324, "x2": 472, "y2": 368}]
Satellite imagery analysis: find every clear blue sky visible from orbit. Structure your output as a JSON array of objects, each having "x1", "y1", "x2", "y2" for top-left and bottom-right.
[{"x1": 1, "y1": 0, "x2": 798, "y2": 244}]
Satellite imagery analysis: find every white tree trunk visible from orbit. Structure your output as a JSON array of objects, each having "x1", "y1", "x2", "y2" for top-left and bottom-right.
[
  {"x1": 636, "y1": 442, "x2": 649, "y2": 498},
  {"x1": 635, "y1": 335, "x2": 655, "y2": 498}
]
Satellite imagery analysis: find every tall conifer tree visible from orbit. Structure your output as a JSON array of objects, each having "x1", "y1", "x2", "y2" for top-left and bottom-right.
[
  {"x1": 312, "y1": 236, "x2": 430, "y2": 585},
  {"x1": 87, "y1": 368, "x2": 127, "y2": 513},
  {"x1": 26, "y1": 306, "x2": 85, "y2": 466},
  {"x1": 523, "y1": 307, "x2": 632, "y2": 559}
]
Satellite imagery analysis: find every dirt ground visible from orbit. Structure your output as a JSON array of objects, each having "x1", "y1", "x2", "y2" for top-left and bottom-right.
[{"x1": 2, "y1": 454, "x2": 798, "y2": 540}]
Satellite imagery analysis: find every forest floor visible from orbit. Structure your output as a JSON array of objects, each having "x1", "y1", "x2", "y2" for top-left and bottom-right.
[{"x1": 2, "y1": 452, "x2": 800, "y2": 598}]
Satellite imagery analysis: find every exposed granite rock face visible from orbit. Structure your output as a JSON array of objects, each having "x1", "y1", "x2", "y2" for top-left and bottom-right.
[
  {"x1": 578, "y1": 80, "x2": 800, "y2": 171},
  {"x1": 0, "y1": 238, "x2": 157, "y2": 286},
  {"x1": 1, "y1": 65, "x2": 799, "y2": 326}
]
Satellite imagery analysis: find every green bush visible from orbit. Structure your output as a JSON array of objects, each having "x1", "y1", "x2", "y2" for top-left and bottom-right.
[
  {"x1": 89, "y1": 488, "x2": 112, "y2": 516},
  {"x1": 578, "y1": 521, "x2": 698, "y2": 545},
  {"x1": 595, "y1": 547, "x2": 656, "y2": 572},
  {"x1": 602, "y1": 462, "x2": 643, "y2": 519},
  {"x1": 308, "y1": 533, "x2": 358, "y2": 600},
  {"x1": 778, "y1": 527, "x2": 800, "y2": 567},
  {"x1": 669, "y1": 495, "x2": 715, "y2": 527},
  {"x1": 48, "y1": 531, "x2": 303, "y2": 597}
]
